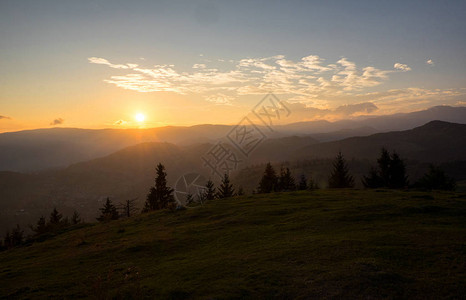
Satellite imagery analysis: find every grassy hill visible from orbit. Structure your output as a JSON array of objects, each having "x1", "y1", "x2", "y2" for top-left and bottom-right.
[{"x1": 1, "y1": 189, "x2": 465, "y2": 299}]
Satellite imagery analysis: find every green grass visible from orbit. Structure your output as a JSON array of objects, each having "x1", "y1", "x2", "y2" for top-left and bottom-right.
[{"x1": 1, "y1": 189, "x2": 466, "y2": 299}]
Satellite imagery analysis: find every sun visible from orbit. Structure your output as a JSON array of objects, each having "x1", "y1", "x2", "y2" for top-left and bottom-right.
[{"x1": 135, "y1": 113, "x2": 145, "y2": 123}]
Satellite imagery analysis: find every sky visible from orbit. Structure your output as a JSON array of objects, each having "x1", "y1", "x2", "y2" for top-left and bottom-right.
[{"x1": 1, "y1": 0, "x2": 465, "y2": 132}]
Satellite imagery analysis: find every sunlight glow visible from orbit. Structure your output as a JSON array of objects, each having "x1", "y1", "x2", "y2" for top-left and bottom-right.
[{"x1": 135, "y1": 113, "x2": 145, "y2": 122}]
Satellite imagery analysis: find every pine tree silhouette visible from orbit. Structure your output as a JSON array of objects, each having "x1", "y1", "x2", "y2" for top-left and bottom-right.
[
  {"x1": 205, "y1": 179, "x2": 216, "y2": 200},
  {"x1": 217, "y1": 174, "x2": 235, "y2": 198},
  {"x1": 328, "y1": 152, "x2": 354, "y2": 188},
  {"x1": 298, "y1": 174, "x2": 308, "y2": 190},
  {"x1": 97, "y1": 197, "x2": 119, "y2": 221},
  {"x1": 71, "y1": 211, "x2": 82, "y2": 225},
  {"x1": 416, "y1": 165, "x2": 456, "y2": 191},
  {"x1": 143, "y1": 163, "x2": 174, "y2": 211},
  {"x1": 278, "y1": 167, "x2": 296, "y2": 191},
  {"x1": 34, "y1": 216, "x2": 47, "y2": 235},
  {"x1": 49, "y1": 208, "x2": 63, "y2": 225},
  {"x1": 389, "y1": 152, "x2": 408, "y2": 188},
  {"x1": 258, "y1": 162, "x2": 278, "y2": 193}
]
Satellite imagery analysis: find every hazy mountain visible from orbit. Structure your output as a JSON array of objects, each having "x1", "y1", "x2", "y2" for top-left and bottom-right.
[
  {"x1": 297, "y1": 120, "x2": 466, "y2": 162},
  {"x1": 1, "y1": 105, "x2": 464, "y2": 172}
]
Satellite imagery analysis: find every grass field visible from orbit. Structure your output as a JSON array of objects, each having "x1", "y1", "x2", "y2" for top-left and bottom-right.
[{"x1": 1, "y1": 189, "x2": 465, "y2": 299}]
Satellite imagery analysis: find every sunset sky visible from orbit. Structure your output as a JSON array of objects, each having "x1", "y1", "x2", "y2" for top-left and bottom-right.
[{"x1": 1, "y1": 0, "x2": 465, "y2": 132}]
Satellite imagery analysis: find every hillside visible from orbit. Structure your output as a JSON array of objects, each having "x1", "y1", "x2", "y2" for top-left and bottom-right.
[
  {"x1": 1, "y1": 121, "x2": 466, "y2": 233},
  {"x1": 298, "y1": 121, "x2": 466, "y2": 162},
  {"x1": 1, "y1": 190, "x2": 465, "y2": 299}
]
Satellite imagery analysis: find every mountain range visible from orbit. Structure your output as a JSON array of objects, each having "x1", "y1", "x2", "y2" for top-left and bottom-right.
[
  {"x1": 1, "y1": 105, "x2": 465, "y2": 172},
  {"x1": 1, "y1": 119, "x2": 465, "y2": 233}
]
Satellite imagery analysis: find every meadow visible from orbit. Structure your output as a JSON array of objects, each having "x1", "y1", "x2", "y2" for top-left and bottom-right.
[{"x1": 1, "y1": 189, "x2": 465, "y2": 299}]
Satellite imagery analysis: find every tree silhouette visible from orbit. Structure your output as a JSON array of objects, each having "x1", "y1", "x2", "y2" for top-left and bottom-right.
[
  {"x1": 278, "y1": 167, "x2": 296, "y2": 191},
  {"x1": 363, "y1": 148, "x2": 408, "y2": 189},
  {"x1": 328, "y1": 152, "x2": 354, "y2": 188},
  {"x1": 217, "y1": 174, "x2": 235, "y2": 198},
  {"x1": 378, "y1": 147, "x2": 391, "y2": 186},
  {"x1": 205, "y1": 179, "x2": 216, "y2": 200},
  {"x1": 143, "y1": 163, "x2": 174, "y2": 211},
  {"x1": 71, "y1": 211, "x2": 82, "y2": 225},
  {"x1": 97, "y1": 197, "x2": 119, "y2": 221},
  {"x1": 33, "y1": 216, "x2": 47, "y2": 235},
  {"x1": 258, "y1": 162, "x2": 278, "y2": 193},
  {"x1": 298, "y1": 174, "x2": 308, "y2": 190},
  {"x1": 237, "y1": 186, "x2": 245, "y2": 196},
  {"x1": 416, "y1": 165, "x2": 456, "y2": 191},
  {"x1": 49, "y1": 208, "x2": 63, "y2": 225},
  {"x1": 119, "y1": 198, "x2": 138, "y2": 218}
]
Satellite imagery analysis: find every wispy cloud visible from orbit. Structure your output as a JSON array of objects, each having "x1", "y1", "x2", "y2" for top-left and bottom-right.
[
  {"x1": 89, "y1": 54, "x2": 464, "y2": 116},
  {"x1": 0, "y1": 115, "x2": 11, "y2": 120},
  {"x1": 394, "y1": 63, "x2": 411, "y2": 72},
  {"x1": 50, "y1": 118, "x2": 64, "y2": 125},
  {"x1": 205, "y1": 93, "x2": 234, "y2": 106}
]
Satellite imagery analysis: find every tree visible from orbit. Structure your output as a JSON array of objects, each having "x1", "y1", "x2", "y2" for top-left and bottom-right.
[
  {"x1": 97, "y1": 197, "x2": 119, "y2": 222},
  {"x1": 416, "y1": 165, "x2": 456, "y2": 191},
  {"x1": 3, "y1": 225, "x2": 23, "y2": 249},
  {"x1": 119, "y1": 198, "x2": 138, "y2": 218},
  {"x1": 362, "y1": 166, "x2": 384, "y2": 188},
  {"x1": 363, "y1": 148, "x2": 408, "y2": 189},
  {"x1": 298, "y1": 174, "x2": 308, "y2": 190},
  {"x1": 389, "y1": 152, "x2": 408, "y2": 188},
  {"x1": 71, "y1": 211, "x2": 82, "y2": 225},
  {"x1": 377, "y1": 147, "x2": 391, "y2": 186},
  {"x1": 185, "y1": 193, "x2": 195, "y2": 205},
  {"x1": 49, "y1": 208, "x2": 63, "y2": 225},
  {"x1": 328, "y1": 152, "x2": 354, "y2": 188},
  {"x1": 33, "y1": 216, "x2": 47, "y2": 235},
  {"x1": 278, "y1": 167, "x2": 296, "y2": 192},
  {"x1": 237, "y1": 186, "x2": 245, "y2": 196},
  {"x1": 257, "y1": 163, "x2": 278, "y2": 193},
  {"x1": 204, "y1": 179, "x2": 216, "y2": 200},
  {"x1": 143, "y1": 163, "x2": 174, "y2": 211},
  {"x1": 217, "y1": 174, "x2": 235, "y2": 198}
]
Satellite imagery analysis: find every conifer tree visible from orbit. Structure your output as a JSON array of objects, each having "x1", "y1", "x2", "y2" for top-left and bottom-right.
[
  {"x1": 71, "y1": 211, "x2": 82, "y2": 225},
  {"x1": 97, "y1": 197, "x2": 119, "y2": 221},
  {"x1": 49, "y1": 208, "x2": 63, "y2": 225},
  {"x1": 34, "y1": 216, "x2": 47, "y2": 235},
  {"x1": 204, "y1": 179, "x2": 216, "y2": 200},
  {"x1": 278, "y1": 167, "x2": 296, "y2": 191},
  {"x1": 377, "y1": 148, "x2": 391, "y2": 186},
  {"x1": 298, "y1": 174, "x2": 308, "y2": 190},
  {"x1": 389, "y1": 152, "x2": 408, "y2": 188},
  {"x1": 237, "y1": 186, "x2": 245, "y2": 196},
  {"x1": 328, "y1": 152, "x2": 354, "y2": 188},
  {"x1": 144, "y1": 163, "x2": 174, "y2": 211},
  {"x1": 416, "y1": 165, "x2": 456, "y2": 191},
  {"x1": 258, "y1": 162, "x2": 278, "y2": 193},
  {"x1": 217, "y1": 174, "x2": 235, "y2": 198}
]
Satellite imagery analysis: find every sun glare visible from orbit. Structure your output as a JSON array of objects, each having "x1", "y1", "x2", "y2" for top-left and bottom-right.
[{"x1": 135, "y1": 113, "x2": 145, "y2": 123}]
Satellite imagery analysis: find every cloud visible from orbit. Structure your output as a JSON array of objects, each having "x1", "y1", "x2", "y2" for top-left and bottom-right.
[
  {"x1": 205, "y1": 93, "x2": 234, "y2": 105},
  {"x1": 50, "y1": 118, "x2": 64, "y2": 125},
  {"x1": 88, "y1": 57, "x2": 131, "y2": 69},
  {"x1": 334, "y1": 102, "x2": 379, "y2": 115},
  {"x1": 426, "y1": 59, "x2": 434, "y2": 65},
  {"x1": 394, "y1": 63, "x2": 411, "y2": 72},
  {"x1": 114, "y1": 119, "x2": 127, "y2": 125},
  {"x1": 0, "y1": 115, "x2": 11, "y2": 120},
  {"x1": 89, "y1": 54, "x2": 465, "y2": 117}
]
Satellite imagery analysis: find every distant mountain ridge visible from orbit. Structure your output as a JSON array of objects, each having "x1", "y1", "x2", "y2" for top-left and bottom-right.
[{"x1": 0, "y1": 105, "x2": 465, "y2": 172}]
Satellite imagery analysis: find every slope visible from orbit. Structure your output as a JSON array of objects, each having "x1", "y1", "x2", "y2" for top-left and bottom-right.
[{"x1": 0, "y1": 190, "x2": 465, "y2": 299}]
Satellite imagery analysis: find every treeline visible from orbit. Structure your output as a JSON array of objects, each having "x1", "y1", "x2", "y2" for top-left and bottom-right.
[{"x1": 1, "y1": 148, "x2": 456, "y2": 251}]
